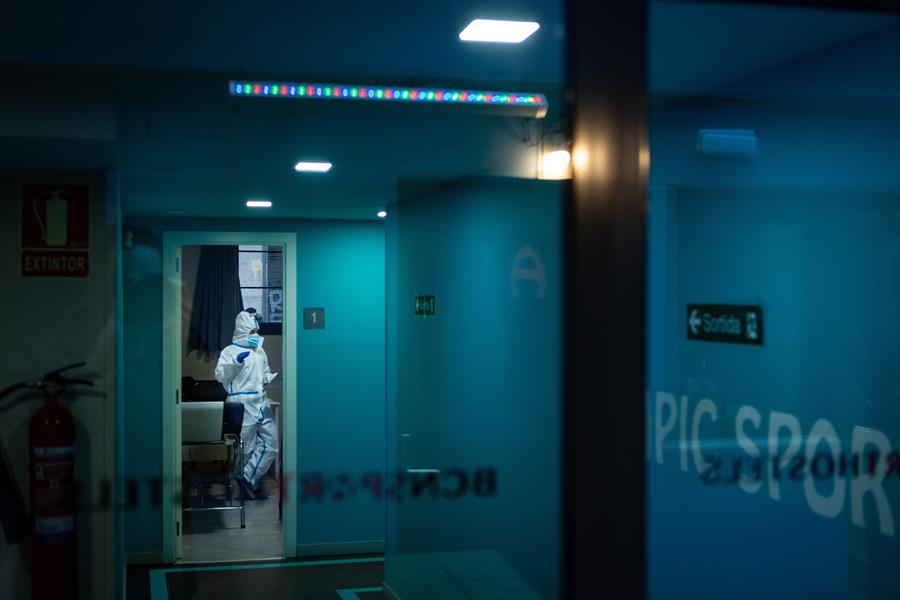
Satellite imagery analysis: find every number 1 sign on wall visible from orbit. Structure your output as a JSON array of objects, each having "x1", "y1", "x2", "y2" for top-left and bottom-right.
[{"x1": 303, "y1": 308, "x2": 325, "y2": 329}]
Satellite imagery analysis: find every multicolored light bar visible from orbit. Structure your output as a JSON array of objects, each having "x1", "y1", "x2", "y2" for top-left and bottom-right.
[{"x1": 229, "y1": 80, "x2": 549, "y2": 118}]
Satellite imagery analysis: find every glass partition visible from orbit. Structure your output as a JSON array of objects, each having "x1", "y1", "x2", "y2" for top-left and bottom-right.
[
  {"x1": 1, "y1": 2, "x2": 568, "y2": 593},
  {"x1": 647, "y1": 3, "x2": 900, "y2": 597},
  {"x1": 385, "y1": 177, "x2": 564, "y2": 598}
]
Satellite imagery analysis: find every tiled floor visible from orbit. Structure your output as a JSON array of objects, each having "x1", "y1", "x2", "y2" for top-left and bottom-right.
[
  {"x1": 180, "y1": 477, "x2": 282, "y2": 562},
  {"x1": 162, "y1": 560, "x2": 384, "y2": 600},
  {"x1": 126, "y1": 556, "x2": 385, "y2": 600}
]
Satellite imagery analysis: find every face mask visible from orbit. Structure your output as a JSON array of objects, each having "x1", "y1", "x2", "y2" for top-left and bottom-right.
[{"x1": 247, "y1": 334, "x2": 260, "y2": 349}]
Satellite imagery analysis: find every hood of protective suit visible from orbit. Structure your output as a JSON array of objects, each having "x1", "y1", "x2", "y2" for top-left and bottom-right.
[{"x1": 232, "y1": 311, "x2": 259, "y2": 346}]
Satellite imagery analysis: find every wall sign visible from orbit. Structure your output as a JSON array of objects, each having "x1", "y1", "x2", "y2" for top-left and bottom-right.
[
  {"x1": 687, "y1": 304, "x2": 763, "y2": 345},
  {"x1": 20, "y1": 184, "x2": 90, "y2": 278},
  {"x1": 303, "y1": 308, "x2": 325, "y2": 329},
  {"x1": 415, "y1": 295, "x2": 436, "y2": 317}
]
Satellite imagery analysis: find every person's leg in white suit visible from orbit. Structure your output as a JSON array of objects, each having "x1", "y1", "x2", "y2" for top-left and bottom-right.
[{"x1": 240, "y1": 402, "x2": 279, "y2": 498}]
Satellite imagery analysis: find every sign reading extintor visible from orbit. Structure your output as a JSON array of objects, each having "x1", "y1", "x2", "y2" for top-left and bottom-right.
[
  {"x1": 686, "y1": 304, "x2": 763, "y2": 345},
  {"x1": 20, "y1": 184, "x2": 90, "y2": 278}
]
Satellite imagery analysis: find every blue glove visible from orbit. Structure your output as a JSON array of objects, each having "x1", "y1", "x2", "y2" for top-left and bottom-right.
[{"x1": 237, "y1": 351, "x2": 251, "y2": 364}]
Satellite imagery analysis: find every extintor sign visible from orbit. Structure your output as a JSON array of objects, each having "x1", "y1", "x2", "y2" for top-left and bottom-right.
[{"x1": 20, "y1": 184, "x2": 90, "y2": 278}]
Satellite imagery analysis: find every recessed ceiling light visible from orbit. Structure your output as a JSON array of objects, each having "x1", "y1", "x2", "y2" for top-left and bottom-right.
[
  {"x1": 246, "y1": 200, "x2": 272, "y2": 208},
  {"x1": 459, "y1": 19, "x2": 540, "y2": 43},
  {"x1": 294, "y1": 161, "x2": 333, "y2": 173},
  {"x1": 377, "y1": 210, "x2": 387, "y2": 218}
]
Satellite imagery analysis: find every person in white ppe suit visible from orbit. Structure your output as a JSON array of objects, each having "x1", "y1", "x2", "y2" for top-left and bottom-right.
[{"x1": 215, "y1": 308, "x2": 279, "y2": 499}]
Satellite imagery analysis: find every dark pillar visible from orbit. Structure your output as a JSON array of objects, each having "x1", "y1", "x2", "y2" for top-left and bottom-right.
[{"x1": 564, "y1": 1, "x2": 648, "y2": 597}]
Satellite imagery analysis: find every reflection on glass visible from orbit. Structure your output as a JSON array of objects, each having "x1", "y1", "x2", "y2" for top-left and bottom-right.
[
  {"x1": 647, "y1": 3, "x2": 900, "y2": 598},
  {"x1": 2, "y1": 3, "x2": 567, "y2": 596},
  {"x1": 385, "y1": 178, "x2": 564, "y2": 599}
]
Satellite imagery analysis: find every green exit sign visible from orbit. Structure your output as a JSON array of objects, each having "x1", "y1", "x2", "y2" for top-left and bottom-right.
[{"x1": 415, "y1": 295, "x2": 436, "y2": 317}]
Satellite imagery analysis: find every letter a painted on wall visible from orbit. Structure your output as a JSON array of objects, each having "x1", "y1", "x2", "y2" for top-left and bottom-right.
[{"x1": 510, "y1": 244, "x2": 545, "y2": 299}]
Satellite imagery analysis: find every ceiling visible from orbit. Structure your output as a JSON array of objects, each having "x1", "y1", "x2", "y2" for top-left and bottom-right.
[
  {"x1": 0, "y1": 0, "x2": 565, "y2": 86},
  {"x1": 1, "y1": 1, "x2": 565, "y2": 220},
  {"x1": 2, "y1": 2, "x2": 899, "y2": 220},
  {"x1": 114, "y1": 75, "x2": 553, "y2": 220},
  {"x1": 649, "y1": 2, "x2": 899, "y2": 95}
]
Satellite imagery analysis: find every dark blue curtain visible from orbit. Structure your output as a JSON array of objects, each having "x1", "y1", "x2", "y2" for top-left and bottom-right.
[{"x1": 187, "y1": 245, "x2": 244, "y2": 355}]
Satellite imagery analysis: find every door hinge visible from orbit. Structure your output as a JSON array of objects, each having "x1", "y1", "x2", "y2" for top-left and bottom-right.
[
  {"x1": 176, "y1": 388, "x2": 180, "y2": 405},
  {"x1": 175, "y1": 256, "x2": 180, "y2": 273},
  {"x1": 176, "y1": 521, "x2": 180, "y2": 536}
]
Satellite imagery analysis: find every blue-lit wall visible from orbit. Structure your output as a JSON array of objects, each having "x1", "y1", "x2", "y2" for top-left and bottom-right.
[
  {"x1": 646, "y1": 94, "x2": 900, "y2": 598},
  {"x1": 385, "y1": 177, "x2": 563, "y2": 598},
  {"x1": 123, "y1": 217, "x2": 385, "y2": 555}
]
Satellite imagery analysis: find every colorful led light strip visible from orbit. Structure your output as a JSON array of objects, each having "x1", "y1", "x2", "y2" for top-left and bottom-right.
[{"x1": 229, "y1": 80, "x2": 548, "y2": 113}]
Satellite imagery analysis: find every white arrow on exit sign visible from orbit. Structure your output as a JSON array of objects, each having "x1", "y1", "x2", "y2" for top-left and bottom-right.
[{"x1": 689, "y1": 309, "x2": 702, "y2": 334}]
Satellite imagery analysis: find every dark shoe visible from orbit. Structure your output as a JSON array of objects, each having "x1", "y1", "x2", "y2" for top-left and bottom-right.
[
  {"x1": 239, "y1": 477, "x2": 257, "y2": 500},
  {"x1": 253, "y1": 486, "x2": 272, "y2": 499}
]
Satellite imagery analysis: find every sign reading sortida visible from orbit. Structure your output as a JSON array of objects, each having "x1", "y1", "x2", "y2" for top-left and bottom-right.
[{"x1": 687, "y1": 303, "x2": 763, "y2": 345}]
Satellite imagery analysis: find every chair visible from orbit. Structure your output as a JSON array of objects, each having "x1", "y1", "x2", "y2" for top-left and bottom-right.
[
  {"x1": 181, "y1": 377, "x2": 228, "y2": 402},
  {"x1": 182, "y1": 401, "x2": 246, "y2": 528}
]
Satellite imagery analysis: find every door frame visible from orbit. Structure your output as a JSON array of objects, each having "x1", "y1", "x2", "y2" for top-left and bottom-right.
[{"x1": 162, "y1": 231, "x2": 298, "y2": 562}]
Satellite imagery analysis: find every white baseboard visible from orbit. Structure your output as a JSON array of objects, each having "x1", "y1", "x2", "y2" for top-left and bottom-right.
[{"x1": 296, "y1": 540, "x2": 384, "y2": 557}]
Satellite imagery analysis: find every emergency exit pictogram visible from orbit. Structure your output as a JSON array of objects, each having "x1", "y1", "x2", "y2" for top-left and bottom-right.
[{"x1": 20, "y1": 184, "x2": 90, "y2": 278}]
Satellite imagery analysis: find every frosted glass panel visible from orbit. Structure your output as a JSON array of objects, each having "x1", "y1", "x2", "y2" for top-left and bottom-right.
[
  {"x1": 385, "y1": 177, "x2": 564, "y2": 599},
  {"x1": 647, "y1": 3, "x2": 900, "y2": 598}
]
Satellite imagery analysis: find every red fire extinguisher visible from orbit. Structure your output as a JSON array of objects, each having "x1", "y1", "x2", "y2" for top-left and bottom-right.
[{"x1": 1, "y1": 363, "x2": 92, "y2": 600}]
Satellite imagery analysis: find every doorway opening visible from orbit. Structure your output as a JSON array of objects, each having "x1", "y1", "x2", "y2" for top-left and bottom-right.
[{"x1": 162, "y1": 231, "x2": 298, "y2": 564}]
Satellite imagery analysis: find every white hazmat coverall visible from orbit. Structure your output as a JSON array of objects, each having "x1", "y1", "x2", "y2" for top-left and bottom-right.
[{"x1": 215, "y1": 311, "x2": 279, "y2": 493}]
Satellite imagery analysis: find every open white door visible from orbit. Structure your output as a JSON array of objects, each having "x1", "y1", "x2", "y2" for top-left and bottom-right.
[{"x1": 162, "y1": 231, "x2": 298, "y2": 563}]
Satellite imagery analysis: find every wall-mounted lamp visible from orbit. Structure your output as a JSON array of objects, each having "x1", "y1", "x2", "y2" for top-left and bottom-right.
[{"x1": 541, "y1": 149, "x2": 572, "y2": 180}]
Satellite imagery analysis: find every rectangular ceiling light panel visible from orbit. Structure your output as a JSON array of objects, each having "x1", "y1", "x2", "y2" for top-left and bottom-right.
[
  {"x1": 294, "y1": 161, "x2": 332, "y2": 172},
  {"x1": 229, "y1": 81, "x2": 549, "y2": 117},
  {"x1": 459, "y1": 19, "x2": 540, "y2": 43}
]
